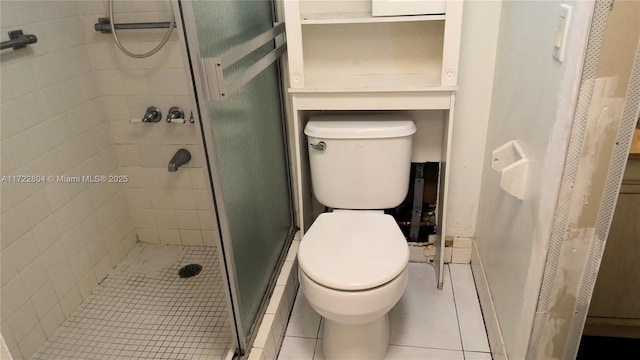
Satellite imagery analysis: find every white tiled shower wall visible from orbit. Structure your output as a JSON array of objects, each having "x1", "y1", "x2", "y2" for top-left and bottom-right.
[
  {"x1": 79, "y1": 0, "x2": 215, "y2": 247},
  {"x1": 1, "y1": 0, "x2": 215, "y2": 358},
  {"x1": 0, "y1": 1, "x2": 136, "y2": 358}
]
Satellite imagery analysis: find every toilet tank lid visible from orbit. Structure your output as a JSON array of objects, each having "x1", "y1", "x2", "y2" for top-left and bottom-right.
[{"x1": 305, "y1": 116, "x2": 416, "y2": 139}]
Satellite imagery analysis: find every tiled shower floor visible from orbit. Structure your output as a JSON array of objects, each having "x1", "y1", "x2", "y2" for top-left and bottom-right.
[{"x1": 33, "y1": 243, "x2": 232, "y2": 360}]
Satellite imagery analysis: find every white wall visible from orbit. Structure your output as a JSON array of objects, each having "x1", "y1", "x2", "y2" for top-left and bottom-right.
[
  {"x1": 447, "y1": 0, "x2": 502, "y2": 238},
  {"x1": 473, "y1": 0, "x2": 594, "y2": 358},
  {"x1": 0, "y1": 1, "x2": 136, "y2": 358}
]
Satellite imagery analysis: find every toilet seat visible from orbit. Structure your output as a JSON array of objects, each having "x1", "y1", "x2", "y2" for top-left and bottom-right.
[{"x1": 298, "y1": 211, "x2": 409, "y2": 291}]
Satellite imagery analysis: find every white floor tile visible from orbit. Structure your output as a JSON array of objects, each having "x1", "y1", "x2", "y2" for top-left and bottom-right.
[
  {"x1": 450, "y1": 264, "x2": 491, "y2": 352},
  {"x1": 389, "y1": 263, "x2": 462, "y2": 350},
  {"x1": 282, "y1": 263, "x2": 491, "y2": 358},
  {"x1": 278, "y1": 337, "x2": 317, "y2": 360},
  {"x1": 464, "y1": 350, "x2": 493, "y2": 359},
  {"x1": 386, "y1": 345, "x2": 465, "y2": 359},
  {"x1": 313, "y1": 340, "x2": 464, "y2": 360},
  {"x1": 314, "y1": 339, "x2": 324, "y2": 360},
  {"x1": 285, "y1": 289, "x2": 322, "y2": 338}
]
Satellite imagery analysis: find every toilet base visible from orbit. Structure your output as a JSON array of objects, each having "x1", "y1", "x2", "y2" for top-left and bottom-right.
[{"x1": 322, "y1": 314, "x2": 390, "y2": 360}]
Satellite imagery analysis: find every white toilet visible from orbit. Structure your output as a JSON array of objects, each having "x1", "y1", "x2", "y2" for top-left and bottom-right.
[{"x1": 297, "y1": 114, "x2": 417, "y2": 359}]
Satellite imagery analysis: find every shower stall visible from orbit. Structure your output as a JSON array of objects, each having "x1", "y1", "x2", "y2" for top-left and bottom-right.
[{"x1": 0, "y1": 0, "x2": 294, "y2": 359}]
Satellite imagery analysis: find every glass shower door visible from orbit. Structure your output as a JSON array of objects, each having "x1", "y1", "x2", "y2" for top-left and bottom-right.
[{"x1": 182, "y1": 0, "x2": 294, "y2": 353}]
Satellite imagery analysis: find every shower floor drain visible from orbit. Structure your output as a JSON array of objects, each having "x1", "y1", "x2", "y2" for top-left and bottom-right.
[{"x1": 179, "y1": 264, "x2": 202, "y2": 278}]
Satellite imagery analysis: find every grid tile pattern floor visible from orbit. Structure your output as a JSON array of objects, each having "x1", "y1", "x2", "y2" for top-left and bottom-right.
[
  {"x1": 279, "y1": 263, "x2": 492, "y2": 360},
  {"x1": 33, "y1": 243, "x2": 232, "y2": 360}
]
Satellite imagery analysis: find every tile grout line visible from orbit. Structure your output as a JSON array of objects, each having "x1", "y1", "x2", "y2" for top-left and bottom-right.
[
  {"x1": 312, "y1": 303, "x2": 322, "y2": 359},
  {"x1": 448, "y1": 264, "x2": 467, "y2": 359},
  {"x1": 312, "y1": 338, "x2": 319, "y2": 360},
  {"x1": 468, "y1": 264, "x2": 493, "y2": 356}
]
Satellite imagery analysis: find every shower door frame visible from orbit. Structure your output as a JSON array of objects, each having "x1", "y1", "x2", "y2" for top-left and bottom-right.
[{"x1": 174, "y1": 0, "x2": 296, "y2": 355}]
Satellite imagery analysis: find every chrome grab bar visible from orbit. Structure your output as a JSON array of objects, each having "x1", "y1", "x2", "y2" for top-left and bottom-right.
[
  {"x1": 202, "y1": 23, "x2": 287, "y2": 101},
  {"x1": 1, "y1": 30, "x2": 37, "y2": 51},
  {"x1": 94, "y1": 17, "x2": 176, "y2": 33}
]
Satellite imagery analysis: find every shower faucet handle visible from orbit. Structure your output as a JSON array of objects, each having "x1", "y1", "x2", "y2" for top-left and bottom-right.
[
  {"x1": 142, "y1": 106, "x2": 162, "y2": 123},
  {"x1": 166, "y1": 107, "x2": 185, "y2": 123}
]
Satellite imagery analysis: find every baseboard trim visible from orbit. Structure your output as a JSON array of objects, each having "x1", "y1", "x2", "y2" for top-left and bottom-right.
[{"x1": 471, "y1": 241, "x2": 508, "y2": 360}]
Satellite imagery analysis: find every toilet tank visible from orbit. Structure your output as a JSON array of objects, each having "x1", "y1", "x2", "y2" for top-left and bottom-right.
[{"x1": 305, "y1": 114, "x2": 416, "y2": 209}]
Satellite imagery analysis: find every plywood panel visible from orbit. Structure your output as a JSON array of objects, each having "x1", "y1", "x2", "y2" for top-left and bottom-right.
[
  {"x1": 589, "y1": 191, "x2": 640, "y2": 318},
  {"x1": 630, "y1": 128, "x2": 640, "y2": 155}
]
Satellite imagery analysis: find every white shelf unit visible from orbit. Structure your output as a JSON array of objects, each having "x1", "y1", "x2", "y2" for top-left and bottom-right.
[
  {"x1": 283, "y1": 0, "x2": 463, "y2": 290},
  {"x1": 284, "y1": 0, "x2": 463, "y2": 91}
]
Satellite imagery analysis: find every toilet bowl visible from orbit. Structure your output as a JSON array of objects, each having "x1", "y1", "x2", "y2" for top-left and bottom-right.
[
  {"x1": 299, "y1": 116, "x2": 416, "y2": 359},
  {"x1": 300, "y1": 268, "x2": 408, "y2": 359},
  {"x1": 298, "y1": 211, "x2": 409, "y2": 359}
]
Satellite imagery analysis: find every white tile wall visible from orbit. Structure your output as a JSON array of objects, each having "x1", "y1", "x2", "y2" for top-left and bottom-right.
[
  {"x1": 81, "y1": 0, "x2": 214, "y2": 246},
  {"x1": 0, "y1": 1, "x2": 136, "y2": 358}
]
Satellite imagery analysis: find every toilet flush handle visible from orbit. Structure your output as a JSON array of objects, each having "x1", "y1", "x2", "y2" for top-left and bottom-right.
[{"x1": 309, "y1": 141, "x2": 326, "y2": 151}]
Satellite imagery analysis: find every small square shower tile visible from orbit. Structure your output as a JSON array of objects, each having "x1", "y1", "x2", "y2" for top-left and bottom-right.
[{"x1": 32, "y1": 243, "x2": 232, "y2": 360}]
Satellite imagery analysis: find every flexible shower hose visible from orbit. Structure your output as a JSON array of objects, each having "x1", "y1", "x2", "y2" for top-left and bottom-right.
[{"x1": 109, "y1": 0, "x2": 176, "y2": 58}]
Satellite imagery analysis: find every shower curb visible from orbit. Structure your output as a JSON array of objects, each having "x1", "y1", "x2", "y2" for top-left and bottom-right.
[{"x1": 247, "y1": 232, "x2": 302, "y2": 360}]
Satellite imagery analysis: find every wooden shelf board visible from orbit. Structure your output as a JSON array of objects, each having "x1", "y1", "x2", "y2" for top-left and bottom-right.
[
  {"x1": 300, "y1": 12, "x2": 445, "y2": 25},
  {"x1": 289, "y1": 73, "x2": 455, "y2": 93},
  {"x1": 289, "y1": 86, "x2": 457, "y2": 93}
]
